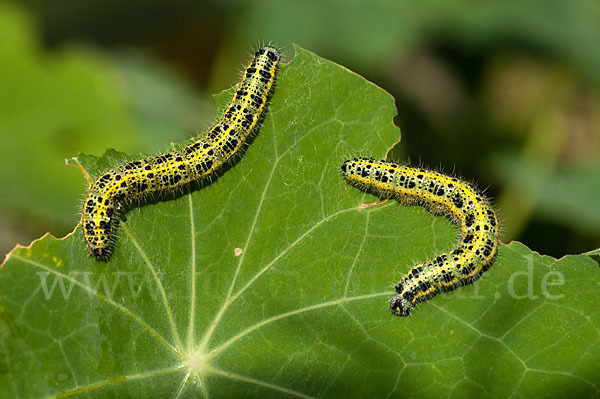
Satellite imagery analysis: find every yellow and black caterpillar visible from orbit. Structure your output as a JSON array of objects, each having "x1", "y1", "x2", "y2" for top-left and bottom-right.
[
  {"x1": 341, "y1": 158, "x2": 499, "y2": 316},
  {"x1": 82, "y1": 46, "x2": 280, "y2": 259}
]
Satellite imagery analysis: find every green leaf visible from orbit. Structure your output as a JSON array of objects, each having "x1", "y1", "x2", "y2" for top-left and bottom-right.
[{"x1": 2, "y1": 45, "x2": 600, "y2": 398}]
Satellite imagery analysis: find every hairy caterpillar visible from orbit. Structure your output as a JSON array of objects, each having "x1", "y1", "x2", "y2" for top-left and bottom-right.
[
  {"x1": 341, "y1": 158, "x2": 499, "y2": 316},
  {"x1": 82, "y1": 46, "x2": 280, "y2": 259}
]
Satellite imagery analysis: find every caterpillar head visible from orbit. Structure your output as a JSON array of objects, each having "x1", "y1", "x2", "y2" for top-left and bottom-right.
[{"x1": 390, "y1": 294, "x2": 412, "y2": 317}]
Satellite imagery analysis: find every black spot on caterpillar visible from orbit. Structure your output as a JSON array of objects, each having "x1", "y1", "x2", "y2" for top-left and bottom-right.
[
  {"x1": 82, "y1": 46, "x2": 280, "y2": 259},
  {"x1": 341, "y1": 158, "x2": 500, "y2": 316}
]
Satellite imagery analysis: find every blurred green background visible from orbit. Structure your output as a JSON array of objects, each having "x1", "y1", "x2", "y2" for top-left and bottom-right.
[{"x1": 1, "y1": 0, "x2": 599, "y2": 260}]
